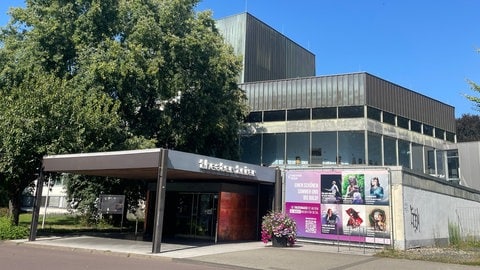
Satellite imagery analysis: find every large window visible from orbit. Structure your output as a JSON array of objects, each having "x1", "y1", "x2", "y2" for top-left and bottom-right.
[
  {"x1": 286, "y1": 132, "x2": 309, "y2": 164},
  {"x1": 311, "y1": 132, "x2": 337, "y2": 164},
  {"x1": 367, "y1": 132, "x2": 381, "y2": 165},
  {"x1": 384, "y1": 136, "x2": 397, "y2": 165},
  {"x1": 338, "y1": 131, "x2": 365, "y2": 165},
  {"x1": 436, "y1": 150, "x2": 445, "y2": 177},
  {"x1": 262, "y1": 133, "x2": 285, "y2": 165},
  {"x1": 447, "y1": 150, "x2": 459, "y2": 179},
  {"x1": 412, "y1": 143, "x2": 423, "y2": 173},
  {"x1": 425, "y1": 147, "x2": 435, "y2": 174},
  {"x1": 398, "y1": 140, "x2": 410, "y2": 168},
  {"x1": 240, "y1": 134, "x2": 262, "y2": 165}
]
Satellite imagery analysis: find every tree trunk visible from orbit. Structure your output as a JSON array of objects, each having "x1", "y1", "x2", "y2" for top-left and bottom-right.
[{"x1": 8, "y1": 191, "x2": 22, "y2": 226}]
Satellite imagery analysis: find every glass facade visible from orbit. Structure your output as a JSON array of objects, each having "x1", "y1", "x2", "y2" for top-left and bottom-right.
[{"x1": 241, "y1": 104, "x2": 459, "y2": 181}]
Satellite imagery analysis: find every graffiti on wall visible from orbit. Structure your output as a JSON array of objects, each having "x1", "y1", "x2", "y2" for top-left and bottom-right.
[{"x1": 410, "y1": 205, "x2": 420, "y2": 232}]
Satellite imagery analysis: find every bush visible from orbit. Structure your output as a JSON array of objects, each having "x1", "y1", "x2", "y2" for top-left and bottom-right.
[{"x1": 0, "y1": 217, "x2": 29, "y2": 240}]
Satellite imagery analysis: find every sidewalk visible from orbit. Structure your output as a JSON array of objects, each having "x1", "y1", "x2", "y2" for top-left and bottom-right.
[{"x1": 12, "y1": 236, "x2": 479, "y2": 270}]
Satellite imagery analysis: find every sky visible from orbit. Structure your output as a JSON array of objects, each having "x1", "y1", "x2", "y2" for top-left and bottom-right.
[{"x1": 1, "y1": 1, "x2": 479, "y2": 118}]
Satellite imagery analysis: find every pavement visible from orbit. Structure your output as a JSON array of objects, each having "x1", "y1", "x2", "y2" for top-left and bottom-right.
[{"x1": 9, "y1": 235, "x2": 479, "y2": 270}]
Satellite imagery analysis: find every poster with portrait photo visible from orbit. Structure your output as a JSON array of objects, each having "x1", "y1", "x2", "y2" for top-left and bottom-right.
[
  {"x1": 364, "y1": 172, "x2": 389, "y2": 205},
  {"x1": 321, "y1": 204, "x2": 343, "y2": 235},
  {"x1": 321, "y1": 174, "x2": 343, "y2": 204},
  {"x1": 341, "y1": 205, "x2": 366, "y2": 236},
  {"x1": 341, "y1": 173, "x2": 365, "y2": 205},
  {"x1": 365, "y1": 205, "x2": 390, "y2": 240}
]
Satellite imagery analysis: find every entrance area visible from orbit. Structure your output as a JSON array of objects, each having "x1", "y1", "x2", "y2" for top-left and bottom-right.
[{"x1": 173, "y1": 192, "x2": 218, "y2": 241}]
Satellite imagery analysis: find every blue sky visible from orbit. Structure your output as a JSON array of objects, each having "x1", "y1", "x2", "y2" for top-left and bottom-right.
[{"x1": 2, "y1": 1, "x2": 479, "y2": 118}]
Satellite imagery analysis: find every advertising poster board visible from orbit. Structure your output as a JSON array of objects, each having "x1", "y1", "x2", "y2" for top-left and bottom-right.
[{"x1": 285, "y1": 169, "x2": 390, "y2": 244}]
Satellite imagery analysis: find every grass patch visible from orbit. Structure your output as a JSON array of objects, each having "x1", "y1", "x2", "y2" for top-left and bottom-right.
[{"x1": 376, "y1": 244, "x2": 480, "y2": 266}]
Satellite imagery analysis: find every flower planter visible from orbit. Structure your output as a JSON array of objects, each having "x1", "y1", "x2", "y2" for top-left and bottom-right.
[{"x1": 272, "y1": 236, "x2": 288, "y2": 247}]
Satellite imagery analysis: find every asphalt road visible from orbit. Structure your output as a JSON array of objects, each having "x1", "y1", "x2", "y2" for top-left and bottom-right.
[{"x1": 0, "y1": 241, "x2": 232, "y2": 270}]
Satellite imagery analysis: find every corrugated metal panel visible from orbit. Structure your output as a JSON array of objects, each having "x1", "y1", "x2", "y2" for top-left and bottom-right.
[
  {"x1": 365, "y1": 73, "x2": 455, "y2": 132},
  {"x1": 215, "y1": 14, "x2": 247, "y2": 83}
]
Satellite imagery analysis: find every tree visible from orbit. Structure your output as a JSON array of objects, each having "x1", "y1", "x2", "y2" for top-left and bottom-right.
[
  {"x1": 456, "y1": 114, "x2": 480, "y2": 142},
  {"x1": 0, "y1": 0, "x2": 247, "y2": 224}
]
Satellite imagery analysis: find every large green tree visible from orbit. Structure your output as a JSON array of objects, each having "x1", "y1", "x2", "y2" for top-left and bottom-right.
[
  {"x1": 0, "y1": 0, "x2": 247, "y2": 224},
  {"x1": 456, "y1": 114, "x2": 480, "y2": 142}
]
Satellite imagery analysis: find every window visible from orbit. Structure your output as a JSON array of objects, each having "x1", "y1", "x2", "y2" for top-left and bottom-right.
[
  {"x1": 398, "y1": 140, "x2": 410, "y2": 168},
  {"x1": 425, "y1": 147, "x2": 435, "y2": 174},
  {"x1": 383, "y1": 112, "x2": 396, "y2": 125},
  {"x1": 423, "y1": 125, "x2": 434, "y2": 136},
  {"x1": 264, "y1": 110, "x2": 285, "y2": 122},
  {"x1": 446, "y1": 132, "x2": 455, "y2": 142},
  {"x1": 262, "y1": 133, "x2": 285, "y2": 165},
  {"x1": 338, "y1": 131, "x2": 365, "y2": 164},
  {"x1": 412, "y1": 143, "x2": 423, "y2": 173},
  {"x1": 338, "y1": 106, "x2": 364, "y2": 118},
  {"x1": 287, "y1": 109, "x2": 310, "y2": 121},
  {"x1": 447, "y1": 150, "x2": 459, "y2": 179},
  {"x1": 240, "y1": 134, "x2": 262, "y2": 165},
  {"x1": 245, "y1": 112, "x2": 262, "y2": 123},
  {"x1": 287, "y1": 132, "x2": 309, "y2": 164},
  {"x1": 384, "y1": 136, "x2": 396, "y2": 165},
  {"x1": 367, "y1": 132, "x2": 381, "y2": 165},
  {"x1": 434, "y1": 128, "x2": 444, "y2": 140},
  {"x1": 311, "y1": 132, "x2": 337, "y2": 164},
  {"x1": 312, "y1": 107, "x2": 336, "y2": 119},
  {"x1": 397, "y1": 116, "x2": 409, "y2": 129},
  {"x1": 367, "y1": 107, "x2": 381, "y2": 121},
  {"x1": 411, "y1": 120, "x2": 422, "y2": 133}
]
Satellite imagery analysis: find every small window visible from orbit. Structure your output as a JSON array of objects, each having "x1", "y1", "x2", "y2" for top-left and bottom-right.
[
  {"x1": 446, "y1": 132, "x2": 455, "y2": 142},
  {"x1": 423, "y1": 124, "x2": 433, "y2": 136},
  {"x1": 263, "y1": 110, "x2": 285, "y2": 122},
  {"x1": 367, "y1": 107, "x2": 381, "y2": 121},
  {"x1": 411, "y1": 120, "x2": 422, "y2": 133},
  {"x1": 245, "y1": 112, "x2": 262, "y2": 123},
  {"x1": 383, "y1": 112, "x2": 396, "y2": 125},
  {"x1": 287, "y1": 109, "x2": 310, "y2": 121},
  {"x1": 338, "y1": 106, "x2": 364, "y2": 118},
  {"x1": 397, "y1": 116, "x2": 409, "y2": 129},
  {"x1": 435, "y1": 128, "x2": 444, "y2": 139},
  {"x1": 312, "y1": 107, "x2": 337, "y2": 119}
]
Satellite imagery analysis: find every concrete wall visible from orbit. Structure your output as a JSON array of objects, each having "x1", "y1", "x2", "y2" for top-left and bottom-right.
[{"x1": 390, "y1": 167, "x2": 480, "y2": 250}]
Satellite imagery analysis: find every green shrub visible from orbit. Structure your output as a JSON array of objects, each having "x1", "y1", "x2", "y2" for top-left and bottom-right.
[{"x1": 0, "y1": 217, "x2": 29, "y2": 240}]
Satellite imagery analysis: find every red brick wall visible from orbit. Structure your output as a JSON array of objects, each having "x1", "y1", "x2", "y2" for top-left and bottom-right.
[{"x1": 217, "y1": 191, "x2": 258, "y2": 241}]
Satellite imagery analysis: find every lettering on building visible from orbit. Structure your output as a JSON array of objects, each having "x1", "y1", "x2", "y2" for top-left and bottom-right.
[{"x1": 199, "y1": 159, "x2": 256, "y2": 177}]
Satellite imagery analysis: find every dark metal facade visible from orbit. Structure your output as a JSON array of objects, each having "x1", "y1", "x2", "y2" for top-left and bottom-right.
[
  {"x1": 241, "y1": 72, "x2": 456, "y2": 133},
  {"x1": 216, "y1": 13, "x2": 315, "y2": 83}
]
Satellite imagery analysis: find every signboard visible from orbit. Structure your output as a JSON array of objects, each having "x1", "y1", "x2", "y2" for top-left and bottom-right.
[
  {"x1": 285, "y1": 169, "x2": 391, "y2": 245},
  {"x1": 99, "y1": 195, "x2": 125, "y2": 215}
]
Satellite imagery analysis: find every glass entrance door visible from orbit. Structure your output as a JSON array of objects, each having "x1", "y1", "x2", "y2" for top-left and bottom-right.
[{"x1": 175, "y1": 193, "x2": 218, "y2": 240}]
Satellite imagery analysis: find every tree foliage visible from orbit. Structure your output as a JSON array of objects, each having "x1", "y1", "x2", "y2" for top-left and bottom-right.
[
  {"x1": 456, "y1": 114, "x2": 480, "y2": 142},
  {"x1": 0, "y1": 0, "x2": 247, "y2": 224}
]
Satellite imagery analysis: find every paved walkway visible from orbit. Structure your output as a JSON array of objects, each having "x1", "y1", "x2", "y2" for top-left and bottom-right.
[{"x1": 11, "y1": 236, "x2": 479, "y2": 270}]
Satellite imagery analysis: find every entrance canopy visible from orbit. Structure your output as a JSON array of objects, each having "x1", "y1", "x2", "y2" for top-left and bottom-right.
[
  {"x1": 32, "y1": 148, "x2": 279, "y2": 253},
  {"x1": 42, "y1": 148, "x2": 276, "y2": 183}
]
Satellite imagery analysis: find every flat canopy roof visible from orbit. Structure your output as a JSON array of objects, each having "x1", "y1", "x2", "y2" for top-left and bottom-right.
[{"x1": 42, "y1": 148, "x2": 276, "y2": 183}]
